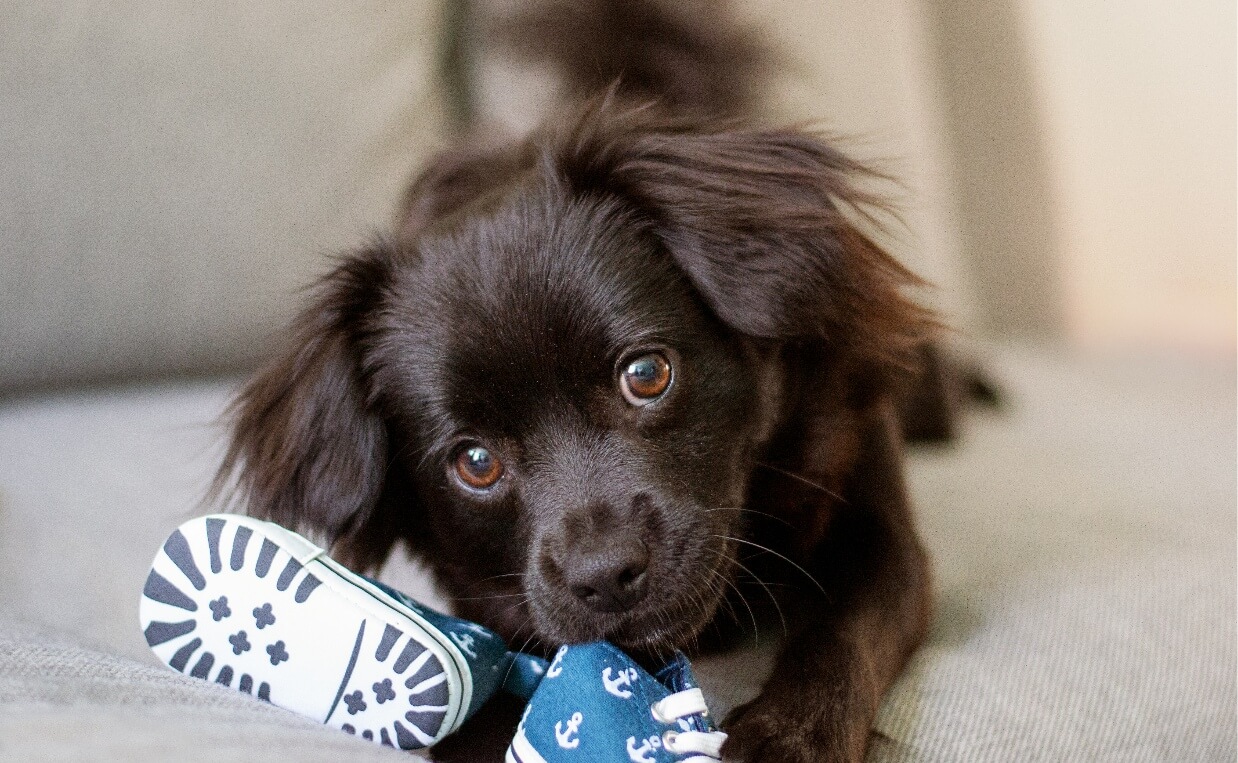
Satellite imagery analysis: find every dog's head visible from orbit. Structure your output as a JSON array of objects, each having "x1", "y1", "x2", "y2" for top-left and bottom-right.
[{"x1": 219, "y1": 103, "x2": 929, "y2": 653}]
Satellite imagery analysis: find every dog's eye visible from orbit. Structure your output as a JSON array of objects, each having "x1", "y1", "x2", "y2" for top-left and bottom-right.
[
  {"x1": 454, "y1": 445, "x2": 504, "y2": 490},
  {"x1": 620, "y1": 352, "x2": 672, "y2": 405}
]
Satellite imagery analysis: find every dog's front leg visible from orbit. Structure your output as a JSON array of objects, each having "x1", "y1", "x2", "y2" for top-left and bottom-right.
[{"x1": 723, "y1": 407, "x2": 932, "y2": 763}]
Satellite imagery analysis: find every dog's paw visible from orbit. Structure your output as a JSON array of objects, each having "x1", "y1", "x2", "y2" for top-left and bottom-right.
[{"x1": 722, "y1": 698, "x2": 859, "y2": 763}]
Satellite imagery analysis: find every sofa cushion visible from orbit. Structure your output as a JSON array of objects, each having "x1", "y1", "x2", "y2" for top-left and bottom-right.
[{"x1": 0, "y1": 2, "x2": 446, "y2": 392}]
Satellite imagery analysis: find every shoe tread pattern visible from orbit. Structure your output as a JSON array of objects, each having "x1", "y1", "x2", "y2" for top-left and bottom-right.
[{"x1": 140, "y1": 516, "x2": 452, "y2": 749}]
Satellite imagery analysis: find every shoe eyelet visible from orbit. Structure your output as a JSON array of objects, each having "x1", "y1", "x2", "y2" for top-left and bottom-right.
[
  {"x1": 651, "y1": 703, "x2": 671, "y2": 724},
  {"x1": 662, "y1": 730, "x2": 679, "y2": 752}
]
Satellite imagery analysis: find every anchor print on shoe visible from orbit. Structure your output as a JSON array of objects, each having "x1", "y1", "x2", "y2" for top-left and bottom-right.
[
  {"x1": 140, "y1": 514, "x2": 501, "y2": 750},
  {"x1": 506, "y1": 643, "x2": 727, "y2": 763}
]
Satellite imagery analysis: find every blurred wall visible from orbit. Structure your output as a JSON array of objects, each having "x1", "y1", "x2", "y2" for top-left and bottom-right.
[
  {"x1": 1014, "y1": 0, "x2": 1236, "y2": 352},
  {"x1": 737, "y1": 0, "x2": 1236, "y2": 353},
  {"x1": 922, "y1": 0, "x2": 1065, "y2": 342}
]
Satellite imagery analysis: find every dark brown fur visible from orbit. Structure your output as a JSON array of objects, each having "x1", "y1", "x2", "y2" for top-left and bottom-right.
[{"x1": 219, "y1": 5, "x2": 945, "y2": 760}]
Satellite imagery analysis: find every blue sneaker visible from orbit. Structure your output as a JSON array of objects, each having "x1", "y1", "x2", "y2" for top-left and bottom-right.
[
  {"x1": 507, "y1": 642, "x2": 727, "y2": 763},
  {"x1": 139, "y1": 514, "x2": 542, "y2": 749}
]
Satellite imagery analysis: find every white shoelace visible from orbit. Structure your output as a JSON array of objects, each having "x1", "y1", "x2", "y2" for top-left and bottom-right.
[{"x1": 649, "y1": 688, "x2": 728, "y2": 762}]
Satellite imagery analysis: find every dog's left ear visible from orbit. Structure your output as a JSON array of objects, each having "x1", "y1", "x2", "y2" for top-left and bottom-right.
[
  {"x1": 214, "y1": 243, "x2": 411, "y2": 572},
  {"x1": 557, "y1": 116, "x2": 935, "y2": 375}
]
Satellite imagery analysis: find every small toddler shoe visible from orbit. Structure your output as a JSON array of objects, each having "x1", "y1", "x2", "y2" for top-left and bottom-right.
[
  {"x1": 507, "y1": 642, "x2": 727, "y2": 763},
  {"x1": 139, "y1": 514, "x2": 534, "y2": 749}
]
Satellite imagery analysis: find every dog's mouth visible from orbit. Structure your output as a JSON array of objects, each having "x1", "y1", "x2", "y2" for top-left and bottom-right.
[{"x1": 603, "y1": 607, "x2": 717, "y2": 653}]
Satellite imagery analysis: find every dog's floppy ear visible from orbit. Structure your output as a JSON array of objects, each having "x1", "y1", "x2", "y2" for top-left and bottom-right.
[
  {"x1": 555, "y1": 107, "x2": 935, "y2": 376},
  {"x1": 215, "y1": 243, "x2": 403, "y2": 571}
]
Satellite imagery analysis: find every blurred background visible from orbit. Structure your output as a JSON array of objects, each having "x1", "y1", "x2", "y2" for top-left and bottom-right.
[
  {"x1": 0, "y1": 2, "x2": 1233, "y2": 760},
  {"x1": 1, "y1": 0, "x2": 1233, "y2": 394}
]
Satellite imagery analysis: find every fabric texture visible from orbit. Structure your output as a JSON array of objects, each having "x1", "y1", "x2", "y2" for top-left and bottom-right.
[
  {"x1": 0, "y1": 617, "x2": 417, "y2": 762},
  {"x1": 0, "y1": 346, "x2": 1234, "y2": 761}
]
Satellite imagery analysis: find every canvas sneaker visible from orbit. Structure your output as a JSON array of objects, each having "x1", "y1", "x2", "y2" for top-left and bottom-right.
[
  {"x1": 507, "y1": 642, "x2": 727, "y2": 763},
  {"x1": 139, "y1": 514, "x2": 541, "y2": 749}
]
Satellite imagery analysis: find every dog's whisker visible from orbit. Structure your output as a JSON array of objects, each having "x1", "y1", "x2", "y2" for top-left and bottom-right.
[
  {"x1": 707, "y1": 563, "x2": 760, "y2": 645},
  {"x1": 501, "y1": 613, "x2": 543, "y2": 687},
  {"x1": 707, "y1": 573, "x2": 741, "y2": 626},
  {"x1": 701, "y1": 547, "x2": 762, "y2": 641},
  {"x1": 474, "y1": 572, "x2": 526, "y2": 582},
  {"x1": 736, "y1": 579, "x2": 794, "y2": 588},
  {"x1": 452, "y1": 592, "x2": 528, "y2": 602},
  {"x1": 498, "y1": 595, "x2": 532, "y2": 620},
  {"x1": 754, "y1": 461, "x2": 848, "y2": 504},
  {"x1": 512, "y1": 599, "x2": 550, "y2": 657},
  {"x1": 705, "y1": 505, "x2": 796, "y2": 529},
  {"x1": 688, "y1": 575, "x2": 725, "y2": 646},
  {"x1": 461, "y1": 572, "x2": 525, "y2": 591},
  {"x1": 711, "y1": 533, "x2": 829, "y2": 597},
  {"x1": 721, "y1": 550, "x2": 788, "y2": 638}
]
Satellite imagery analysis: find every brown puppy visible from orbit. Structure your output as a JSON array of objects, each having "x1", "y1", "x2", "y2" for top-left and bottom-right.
[{"x1": 220, "y1": 3, "x2": 939, "y2": 760}]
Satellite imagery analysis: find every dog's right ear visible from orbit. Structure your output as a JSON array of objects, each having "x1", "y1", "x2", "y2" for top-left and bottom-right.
[
  {"x1": 551, "y1": 101, "x2": 935, "y2": 384},
  {"x1": 215, "y1": 243, "x2": 404, "y2": 572}
]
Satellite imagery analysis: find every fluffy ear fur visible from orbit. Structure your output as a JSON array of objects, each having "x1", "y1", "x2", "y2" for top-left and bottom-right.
[
  {"x1": 214, "y1": 244, "x2": 404, "y2": 571},
  {"x1": 550, "y1": 101, "x2": 935, "y2": 379}
]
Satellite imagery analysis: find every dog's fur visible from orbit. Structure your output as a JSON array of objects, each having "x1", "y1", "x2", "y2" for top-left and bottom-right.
[{"x1": 218, "y1": 3, "x2": 942, "y2": 760}]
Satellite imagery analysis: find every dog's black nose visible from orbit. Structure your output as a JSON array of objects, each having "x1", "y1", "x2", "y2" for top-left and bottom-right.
[{"x1": 563, "y1": 539, "x2": 649, "y2": 612}]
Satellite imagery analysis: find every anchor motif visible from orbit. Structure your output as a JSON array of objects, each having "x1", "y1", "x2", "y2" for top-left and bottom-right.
[
  {"x1": 449, "y1": 631, "x2": 477, "y2": 658},
  {"x1": 517, "y1": 702, "x2": 533, "y2": 732},
  {"x1": 626, "y1": 734, "x2": 662, "y2": 763},
  {"x1": 602, "y1": 666, "x2": 639, "y2": 699},
  {"x1": 546, "y1": 645, "x2": 568, "y2": 678},
  {"x1": 460, "y1": 622, "x2": 495, "y2": 638},
  {"x1": 554, "y1": 711, "x2": 583, "y2": 749}
]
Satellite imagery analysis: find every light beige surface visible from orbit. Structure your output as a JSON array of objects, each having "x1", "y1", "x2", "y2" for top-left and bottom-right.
[
  {"x1": 1, "y1": 346, "x2": 1233, "y2": 760},
  {"x1": 874, "y1": 348, "x2": 1237, "y2": 760},
  {"x1": 989, "y1": 0, "x2": 1235, "y2": 350}
]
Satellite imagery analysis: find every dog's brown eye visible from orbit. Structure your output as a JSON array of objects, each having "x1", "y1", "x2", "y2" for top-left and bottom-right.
[
  {"x1": 454, "y1": 445, "x2": 503, "y2": 490},
  {"x1": 620, "y1": 352, "x2": 672, "y2": 405}
]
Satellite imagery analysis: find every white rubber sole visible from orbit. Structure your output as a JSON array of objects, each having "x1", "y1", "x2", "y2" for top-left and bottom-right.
[{"x1": 139, "y1": 514, "x2": 472, "y2": 749}]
